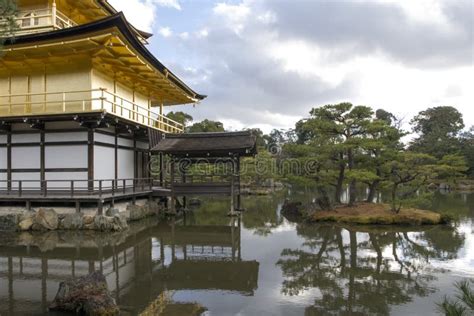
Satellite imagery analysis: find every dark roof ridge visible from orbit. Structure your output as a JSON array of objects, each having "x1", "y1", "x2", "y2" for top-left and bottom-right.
[{"x1": 165, "y1": 131, "x2": 252, "y2": 138}]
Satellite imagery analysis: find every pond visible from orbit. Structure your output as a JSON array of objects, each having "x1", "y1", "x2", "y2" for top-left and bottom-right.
[{"x1": 0, "y1": 191, "x2": 473, "y2": 315}]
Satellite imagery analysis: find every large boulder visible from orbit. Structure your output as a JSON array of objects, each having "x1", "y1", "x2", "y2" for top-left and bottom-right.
[
  {"x1": 127, "y1": 204, "x2": 146, "y2": 221},
  {"x1": 94, "y1": 215, "x2": 128, "y2": 232},
  {"x1": 111, "y1": 214, "x2": 128, "y2": 231},
  {"x1": 94, "y1": 215, "x2": 113, "y2": 232},
  {"x1": 33, "y1": 208, "x2": 59, "y2": 231},
  {"x1": 105, "y1": 207, "x2": 119, "y2": 217},
  {"x1": 0, "y1": 214, "x2": 19, "y2": 231},
  {"x1": 59, "y1": 213, "x2": 83, "y2": 230},
  {"x1": 82, "y1": 215, "x2": 95, "y2": 230},
  {"x1": 49, "y1": 271, "x2": 119, "y2": 315},
  {"x1": 18, "y1": 211, "x2": 36, "y2": 231}
]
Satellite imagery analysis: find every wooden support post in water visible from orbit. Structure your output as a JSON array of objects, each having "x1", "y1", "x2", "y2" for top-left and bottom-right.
[
  {"x1": 170, "y1": 159, "x2": 176, "y2": 215},
  {"x1": 229, "y1": 159, "x2": 237, "y2": 216},
  {"x1": 98, "y1": 199, "x2": 103, "y2": 215},
  {"x1": 236, "y1": 156, "x2": 242, "y2": 211}
]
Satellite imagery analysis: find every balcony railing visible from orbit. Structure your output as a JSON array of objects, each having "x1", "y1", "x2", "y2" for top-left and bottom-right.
[
  {"x1": 0, "y1": 88, "x2": 184, "y2": 133},
  {"x1": 10, "y1": 6, "x2": 77, "y2": 36}
]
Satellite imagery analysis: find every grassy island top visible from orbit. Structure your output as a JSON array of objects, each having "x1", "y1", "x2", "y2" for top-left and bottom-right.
[{"x1": 309, "y1": 203, "x2": 448, "y2": 225}]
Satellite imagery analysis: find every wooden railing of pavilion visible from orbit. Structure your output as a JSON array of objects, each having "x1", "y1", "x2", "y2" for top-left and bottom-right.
[
  {"x1": 0, "y1": 178, "x2": 155, "y2": 198},
  {"x1": 0, "y1": 88, "x2": 184, "y2": 133}
]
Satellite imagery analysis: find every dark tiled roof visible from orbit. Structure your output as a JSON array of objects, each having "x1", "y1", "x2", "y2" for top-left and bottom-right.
[{"x1": 151, "y1": 131, "x2": 257, "y2": 157}]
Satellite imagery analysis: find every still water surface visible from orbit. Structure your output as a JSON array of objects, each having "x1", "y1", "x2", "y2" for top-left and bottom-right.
[{"x1": 0, "y1": 191, "x2": 473, "y2": 315}]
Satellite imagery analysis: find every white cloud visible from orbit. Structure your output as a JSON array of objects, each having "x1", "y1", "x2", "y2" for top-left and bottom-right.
[
  {"x1": 109, "y1": 0, "x2": 156, "y2": 31},
  {"x1": 158, "y1": 26, "x2": 173, "y2": 37},
  {"x1": 154, "y1": 0, "x2": 181, "y2": 11},
  {"x1": 213, "y1": 2, "x2": 251, "y2": 34},
  {"x1": 109, "y1": 0, "x2": 181, "y2": 32},
  {"x1": 179, "y1": 32, "x2": 189, "y2": 40}
]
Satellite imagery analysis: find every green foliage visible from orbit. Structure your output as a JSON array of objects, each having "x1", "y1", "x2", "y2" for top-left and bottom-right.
[
  {"x1": 459, "y1": 126, "x2": 474, "y2": 178},
  {"x1": 435, "y1": 154, "x2": 468, "y2": 183},
  {"x1": 0, "y1": 0, "x2": 18, "y2": 49},
  {"x1": 166, "y1": 111, "x2": 193, "y2": 127},
  {"x1": 437, "y1": 280, "x2": 474, "y2": 316},
  {"x1": 410, "y1": 106, "x2": 465, "y2": 159},
  {"x1": 187, "y1": 119, "x2": 224, "y2": 133},
  {"x1": 245, "y1": 128, "x2": 266, "y2": 148},
  {"x1": 384, "y1": 152, "x2": 437, "y2": 212}
]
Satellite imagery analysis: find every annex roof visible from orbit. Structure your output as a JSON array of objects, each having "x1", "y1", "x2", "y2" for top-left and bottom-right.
[{"x1": 151, "y1": 131, "x2": 258, "y2": 157}]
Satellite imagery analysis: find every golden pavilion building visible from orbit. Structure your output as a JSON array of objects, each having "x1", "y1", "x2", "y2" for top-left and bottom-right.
[{"x1": 0, "y1": 0, "x2": 205, "y2": 210}]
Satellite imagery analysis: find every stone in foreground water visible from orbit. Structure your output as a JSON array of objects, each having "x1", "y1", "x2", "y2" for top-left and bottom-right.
[{"x1": 49, "y1": 271, "x2": 119, "y2": 316}]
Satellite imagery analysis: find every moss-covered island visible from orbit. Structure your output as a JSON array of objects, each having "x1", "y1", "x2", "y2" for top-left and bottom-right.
[{"x1": 308, "y1": 203, "x2": 448, "y2": 225}]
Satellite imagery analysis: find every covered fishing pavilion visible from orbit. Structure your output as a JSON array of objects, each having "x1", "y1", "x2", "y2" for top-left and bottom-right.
[{"x1": 151, "y1": 131, "x2": 257, "y2": 215}]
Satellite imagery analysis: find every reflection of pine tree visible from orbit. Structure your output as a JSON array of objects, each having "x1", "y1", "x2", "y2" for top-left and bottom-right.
[{"x1": 277, "y1": 224, "x2": 464, "y2": 315}]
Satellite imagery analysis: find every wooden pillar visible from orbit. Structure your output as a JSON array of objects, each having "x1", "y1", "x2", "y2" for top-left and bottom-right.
[
  {"x1": 181, "y1": 162, "x2": 187, "y2": 209},
  {"x1": 88, "y1": 261, "x2": 94, "y2": 273},
  {"x1": 41, "y1": 258, "x2": 47, "y2": 313},
  {"x1": 170, "y1": 159, "x2": 175, "y2": 214},
  {"x1": 159, "y1": 153, "x2": 164, "y2": 186},
  {"x1": 160, "y1": 237, "x2": 165, "y2": 263},
  {"x1": 87, "y1": 128, "x2": 94, "y2": 192},
  {"x1": 114, "y1": 127, "x2": 118, "y2": 185},
  {"x1": 229, "y1": 158, "x2": 236, "y2": 216},
  {"x1": 40, "y1": 130, "x2": 45, "y2": 186},
  {"x1": 8, "y1": 256, "x2": 13, "y2": 314},
  {"x1": 236, "y1": 156, "x2": 241, "y2": 211},
  {"x1": 171, "y1": 219, "x2": 176, "y2": 261},
  {"x1": 6, "y1": 131, "x2": 11, "y2": 191}
]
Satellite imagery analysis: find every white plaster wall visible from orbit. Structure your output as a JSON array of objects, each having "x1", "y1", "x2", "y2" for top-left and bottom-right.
[
  {"x1": 46, "y1": 131, "x2": 87, "y2": 142},
  {"x1": 0, "y1": 148, "x2": 6, "y2": 169},
  {"x1": 11, "y1": 172, "x2": 41, "y2": 189},
  {"x1": 118, "y1": 137, "x2": 133, "y2": 147},
  {"x1": 12, "y1": 133, "x2": 40, "y2": 143},
  {"x1": 45, "y1": 145, "x2": 87, "y2": 169},
  {"x1": 12, "y1": 147, "x2": 40, "y2": 168},
  {"x1": 95, "y1": 132, "x2": 115, "y2": 144},
  {"x1": 118, "y1": 149, "x2": 134, "y2": 179},
  {"x1": 0, "y1": 172, "x2": 6, "y2": 189},
  {"x1": 45, "y1": 172, "x2": 88, "y2": 188},
  {"x1": 94, "y1": 146, "x2": 115, "y2": 180}
]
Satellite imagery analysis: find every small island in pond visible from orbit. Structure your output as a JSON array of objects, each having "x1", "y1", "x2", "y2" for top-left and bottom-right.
[{"x1": 308, "y1": 203, "x2": 447, "y2": 225}]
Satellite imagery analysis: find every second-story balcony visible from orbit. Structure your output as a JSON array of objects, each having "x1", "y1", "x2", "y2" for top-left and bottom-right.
[
  {"x1": 0, "y1": 88, "x2": 184, "y2": 133},
  {"x1": 12, "y1": 6, "x2": 77, "y2": 36}
]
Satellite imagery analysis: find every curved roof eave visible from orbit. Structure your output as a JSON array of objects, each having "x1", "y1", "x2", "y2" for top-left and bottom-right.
[{"x1": 3, "y1": 12, "x2": 206, "y2": 101}]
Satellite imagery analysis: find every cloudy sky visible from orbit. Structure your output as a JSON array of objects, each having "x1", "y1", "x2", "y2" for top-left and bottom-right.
[{"x1": 110, "y1": 0, "x2": 473, "y2": 133}]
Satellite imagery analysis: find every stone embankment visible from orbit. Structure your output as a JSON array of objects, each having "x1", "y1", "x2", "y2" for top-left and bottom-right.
[{"x1": 0, "y1": 200, "x2": 163, "y2": 232}]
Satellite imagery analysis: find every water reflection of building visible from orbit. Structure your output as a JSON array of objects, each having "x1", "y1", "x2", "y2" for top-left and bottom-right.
[{"x1": 0, "y1": 218, "x2": 259, "y2": 315}]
